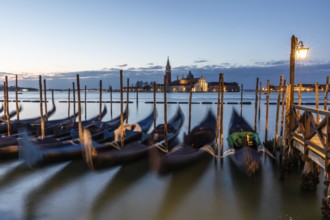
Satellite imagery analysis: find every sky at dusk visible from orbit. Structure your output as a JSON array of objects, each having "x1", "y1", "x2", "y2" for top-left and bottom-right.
[{"x1": 0, "y1": 0, "x2": 330, "y2": 89}]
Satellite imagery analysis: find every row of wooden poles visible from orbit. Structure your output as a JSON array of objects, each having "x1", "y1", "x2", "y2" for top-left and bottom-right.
[{"x1": 3, "y1": 73, "x2": 329, "y2": 158}]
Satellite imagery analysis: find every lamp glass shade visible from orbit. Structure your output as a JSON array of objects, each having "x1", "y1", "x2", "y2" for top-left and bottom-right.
[{"x1": 296, "y1": 47, "x2": 309, "y2": 60}]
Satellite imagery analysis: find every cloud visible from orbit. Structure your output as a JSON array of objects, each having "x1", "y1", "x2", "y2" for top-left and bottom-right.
[
  {"x1": 194, "y1": 59, "x2": 208, "y2": 63},
  {"x1": 6, "y1": 60, "x2": 330, "y2": 89},
  {"x1": 118, "y1": 64, "x2": 128, "y2": 68}
]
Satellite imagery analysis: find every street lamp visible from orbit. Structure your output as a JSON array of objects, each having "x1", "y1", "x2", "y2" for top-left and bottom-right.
[{"x1": 289, "y1": 35, "x2": 309, "y2": 130}]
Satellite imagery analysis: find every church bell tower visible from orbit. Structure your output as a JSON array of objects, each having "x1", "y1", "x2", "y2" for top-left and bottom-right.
[{"x1": 165, "y1": 56, "x2": 172, "y2": 84}]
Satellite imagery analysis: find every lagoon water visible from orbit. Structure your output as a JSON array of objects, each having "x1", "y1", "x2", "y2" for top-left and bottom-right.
[{"x1": 0, "y1": 91, "x2": 327, "y2": 220}]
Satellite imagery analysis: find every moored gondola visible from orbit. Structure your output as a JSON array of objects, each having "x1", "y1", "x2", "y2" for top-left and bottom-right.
[
  {"x1": 18, "y1": 109, "x2": 154, "y2": 167},
  {"x1": 83, "y1": 106, "x2": 184, "y2": 170},
  {"x1": 226, "y1": 108, "x2": 263, "y2": 175},
  {"x1": 151, "y1": 109, "x2": 216, "y2": 175}
]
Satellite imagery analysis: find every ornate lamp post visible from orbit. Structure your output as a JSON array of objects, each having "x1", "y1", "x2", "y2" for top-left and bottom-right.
[{"x1": 289, "y1": 35, "x2": 309, "y2": 128}]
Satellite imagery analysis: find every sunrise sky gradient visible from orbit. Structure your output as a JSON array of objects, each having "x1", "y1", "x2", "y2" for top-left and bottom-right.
[{"x1": 0, "y1": 0, "x2": 330, "y2": 89}]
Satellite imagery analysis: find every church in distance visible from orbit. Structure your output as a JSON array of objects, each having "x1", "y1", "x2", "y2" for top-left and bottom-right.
[{"x1": 160, "y1": 57, "x2": 240, "y2": 92}]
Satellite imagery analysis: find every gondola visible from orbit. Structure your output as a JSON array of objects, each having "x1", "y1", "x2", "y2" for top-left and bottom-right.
[
  {"x1": 151, "y1": 109, "x2": 216, "y2": 175},
  {"x1": 0, "y1": 104, "x2": 56, "y2": 135},
  {"x1": 226, "y1": 108, "x2": 263, "y2": 175},
  {"x1": 83, "y1": 106, "x2": 184, "y2": 170},
  {"x1": 0, "y1": 105, "x2": 23, "y2": 123},
  {"x1": 0, "y1": 105, "x2": 109, "y2": 158},
  {"x1": 18, "y1": 109, "x2": 154, "y2": 166}
]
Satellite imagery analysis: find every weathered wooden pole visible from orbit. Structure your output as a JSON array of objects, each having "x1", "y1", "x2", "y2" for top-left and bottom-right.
[
  {"x1": 15, "y1": 75, "x2": 19, "y2": 120},
  {"x1": 258, "y1": 82, "x2": 262, "y2": 121},
  {"x1": 324, "y1": 76, "x2": 329, "y2": 110},
  {"x1": 275, "y1": 75, "x2": 284, "y2": 152},
  {"x1": 99, "y1": 80, "x2": 102, "y2": 121},
  {"x1": 43, "y1": 79, "x2": 48, "y2": 120},
  {"x1": 76, "y1": 74, "x2": 83, "y2": 142},
  {"x1": 240, "y1": 84, "x2": 243, "y2": 116},
  {"x1": 109, "y1": 86, "x2": 113, "y2": 119},
  {"x1": 284, "y1": 84, "x2": 291, "y2": 145},
  {"x1": 220, "y1": 73, "x2": 225, "y2": 158},
  {"x1": 51, "y1": 90, "x2": 55, "y2": 106},
  {"x1": 188, "y1": 82, "x2": 193, "y2": 135},
  {"x1": 120, "y1": 70, "x2": 124, "y2": 147},
  {"x1": 136, "y1": 84, "x2": 139, "y2": 105},
  {"x1": 68, "y1": 88, "x2": 71, "y2": 117},
  {"x1": 153, "y1": 81, "x2": 157, "y2": 129},
  {"x1": 164, "y1": 75, "x2": 168, "y2": 152},
  {"x1": 215, "y1": 74, "x2": 221, "y2": 159},
  {"x1": 39, "y1": 75, "x2": 45, "y2": 139},
  {"x1": 85, "y1": 85, "x2": 87, "y2": 121},
  {"x1": 254, "y1": 77, "x2": 259, "y2": 131},
  {"x1": 73, "y1": 82, "x2": 76, "y2": 122},
  {"x1": 5, "y1": 77, "x2": 11, "y2": 136},
  {"x1": 297, "y1": 83, "x2": 302, "y2": 119},
  {"x1": 316, "y1": 82, "x2": 320, "y2": 122},
  {"x1": 3, "y1": 81, "x2": 7, "y2": 121},
  {"x1": 265, "y1": 80, "x2": 270, "y2": 141},
  {"x1": 126, "y1": 78, "x2": 129, "y2": 124},
  {"x1": 280, "y1": 80, "x2": 287, "y2": 137}
]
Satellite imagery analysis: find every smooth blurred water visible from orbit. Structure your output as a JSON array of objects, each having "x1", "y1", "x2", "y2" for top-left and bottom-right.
[{"x1": 0, "y1": 91, "x2": 328, "y2": 220}]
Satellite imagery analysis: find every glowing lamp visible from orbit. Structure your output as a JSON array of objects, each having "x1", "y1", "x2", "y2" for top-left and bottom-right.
[{"x1": 296, "y1": 41, "x2": 309, "y2": 60}]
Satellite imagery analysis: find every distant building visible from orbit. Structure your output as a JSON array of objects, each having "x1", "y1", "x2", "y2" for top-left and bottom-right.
[
  {"x1": 208, "y1": 82, "x2": 240, "y2": 92},
  {"x1": 169, "y1": 71, "x2": 208, "y2": 92}
]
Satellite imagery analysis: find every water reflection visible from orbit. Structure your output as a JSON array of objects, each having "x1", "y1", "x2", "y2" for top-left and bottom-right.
[
  {"x1": 24, "y1": 161, "x2": 89, "y2": 220},
  {"x1": 154, "y1": 156, "x2": 212, "y2": 220},
  {"x1": 89, "y1": 159, "x2": 150, "y2": 219}
]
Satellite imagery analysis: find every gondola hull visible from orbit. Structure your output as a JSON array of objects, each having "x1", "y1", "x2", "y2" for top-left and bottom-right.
[
  {"x1": 229, "y1": 147, "x2": 262, "y2": 175},
  {"x1": 152, "y1": 109, "x2": 216, "y2": 174},
  {"x1": 85, "y1": 107, "x2": 184, "y2": 170},
  {"x1": 227, "y1": 109, "x2": 262, "y2": 175}
]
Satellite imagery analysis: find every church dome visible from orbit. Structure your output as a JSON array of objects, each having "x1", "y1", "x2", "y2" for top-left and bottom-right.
[{"x1": 186, "y1": 71, "x2": 194, "y2": 79}]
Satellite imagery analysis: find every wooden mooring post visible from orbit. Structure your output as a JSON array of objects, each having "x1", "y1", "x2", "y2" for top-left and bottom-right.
[
  {"x1": 240, "y1": 84, "x2": 243, "y2": 116},
  {"x1": 315, "y1": 82, "x2": 319, "y2": 122},
  {"x1": 68, "y1": 88, "x2": 71, "y2": 117},
  {"x1": 280, "y1": 80, "x2": 286, "y2": 137},
  {"x1": 297, "y1": 83, "x2": 302, "y2": 118},
  {"x1": 188, "y1": 82, "x2": 193, "y2": 134},
  {"x1": 99, "y1": 80, "x2": 102, "y2": 121},
  {"x1": 274, "y1": 75, "x2": 283, "y2": 152},
  {"x1": 215, "y1": 73, "x2": 221, "y2": 159},
  {"x1": 77, "y1": 74, "x2": 83, "y2": 142},
  {"x1": 324, "y1": 76, "x2": 329, "y2": 111},
  {"x1": 153, "y1": 81, "x2": 157, "y2": 129},
  {"x1": 110, "y1": 86, "x2": 113, "y2": 119},
  {"x1": 164, "y1": 75, "x2": 168, "y2": 152},
  {"x1": 43, "y1": 79, "x2": 48, "y2": 120},
  {"x1": 265, "y1": 80, "x2": 270, "y2": 142},
  {"x1": 5, "y1": 77, "x2": 11, "y2": 136},
  {"x1": 3, "y1": 80, "x2": 7, "y2": 123},
  {"x1": 119, "y1": 70, "x2": 124, "y2": 147},
  {"x1": 126, "y1": 78, "x2": 129, "y2": 124},
  {"x1": 15, "y1": 75, "x2": 19, "y2": 120},
  {"x1": 220, "y1": 73, "x2": 224, "y2": 159},
  {"x1": 136, "y1": 84, "x2": 139, "y2": 106},
  {"x1": 85, "y1": 85, "x2": 87, "y2": 121},
  {"x1": 73, "y1": 82, "x2": 76, "y2": 122},
  {"x1": 258, "y1": 82, "x2": 262, "y2": 121},
  {"x1": 254, "y1": 77, "x2": 259, "y2": 131},
  {"x1": 39, "y1": 75, "x2": 45, "y2": 139}
]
